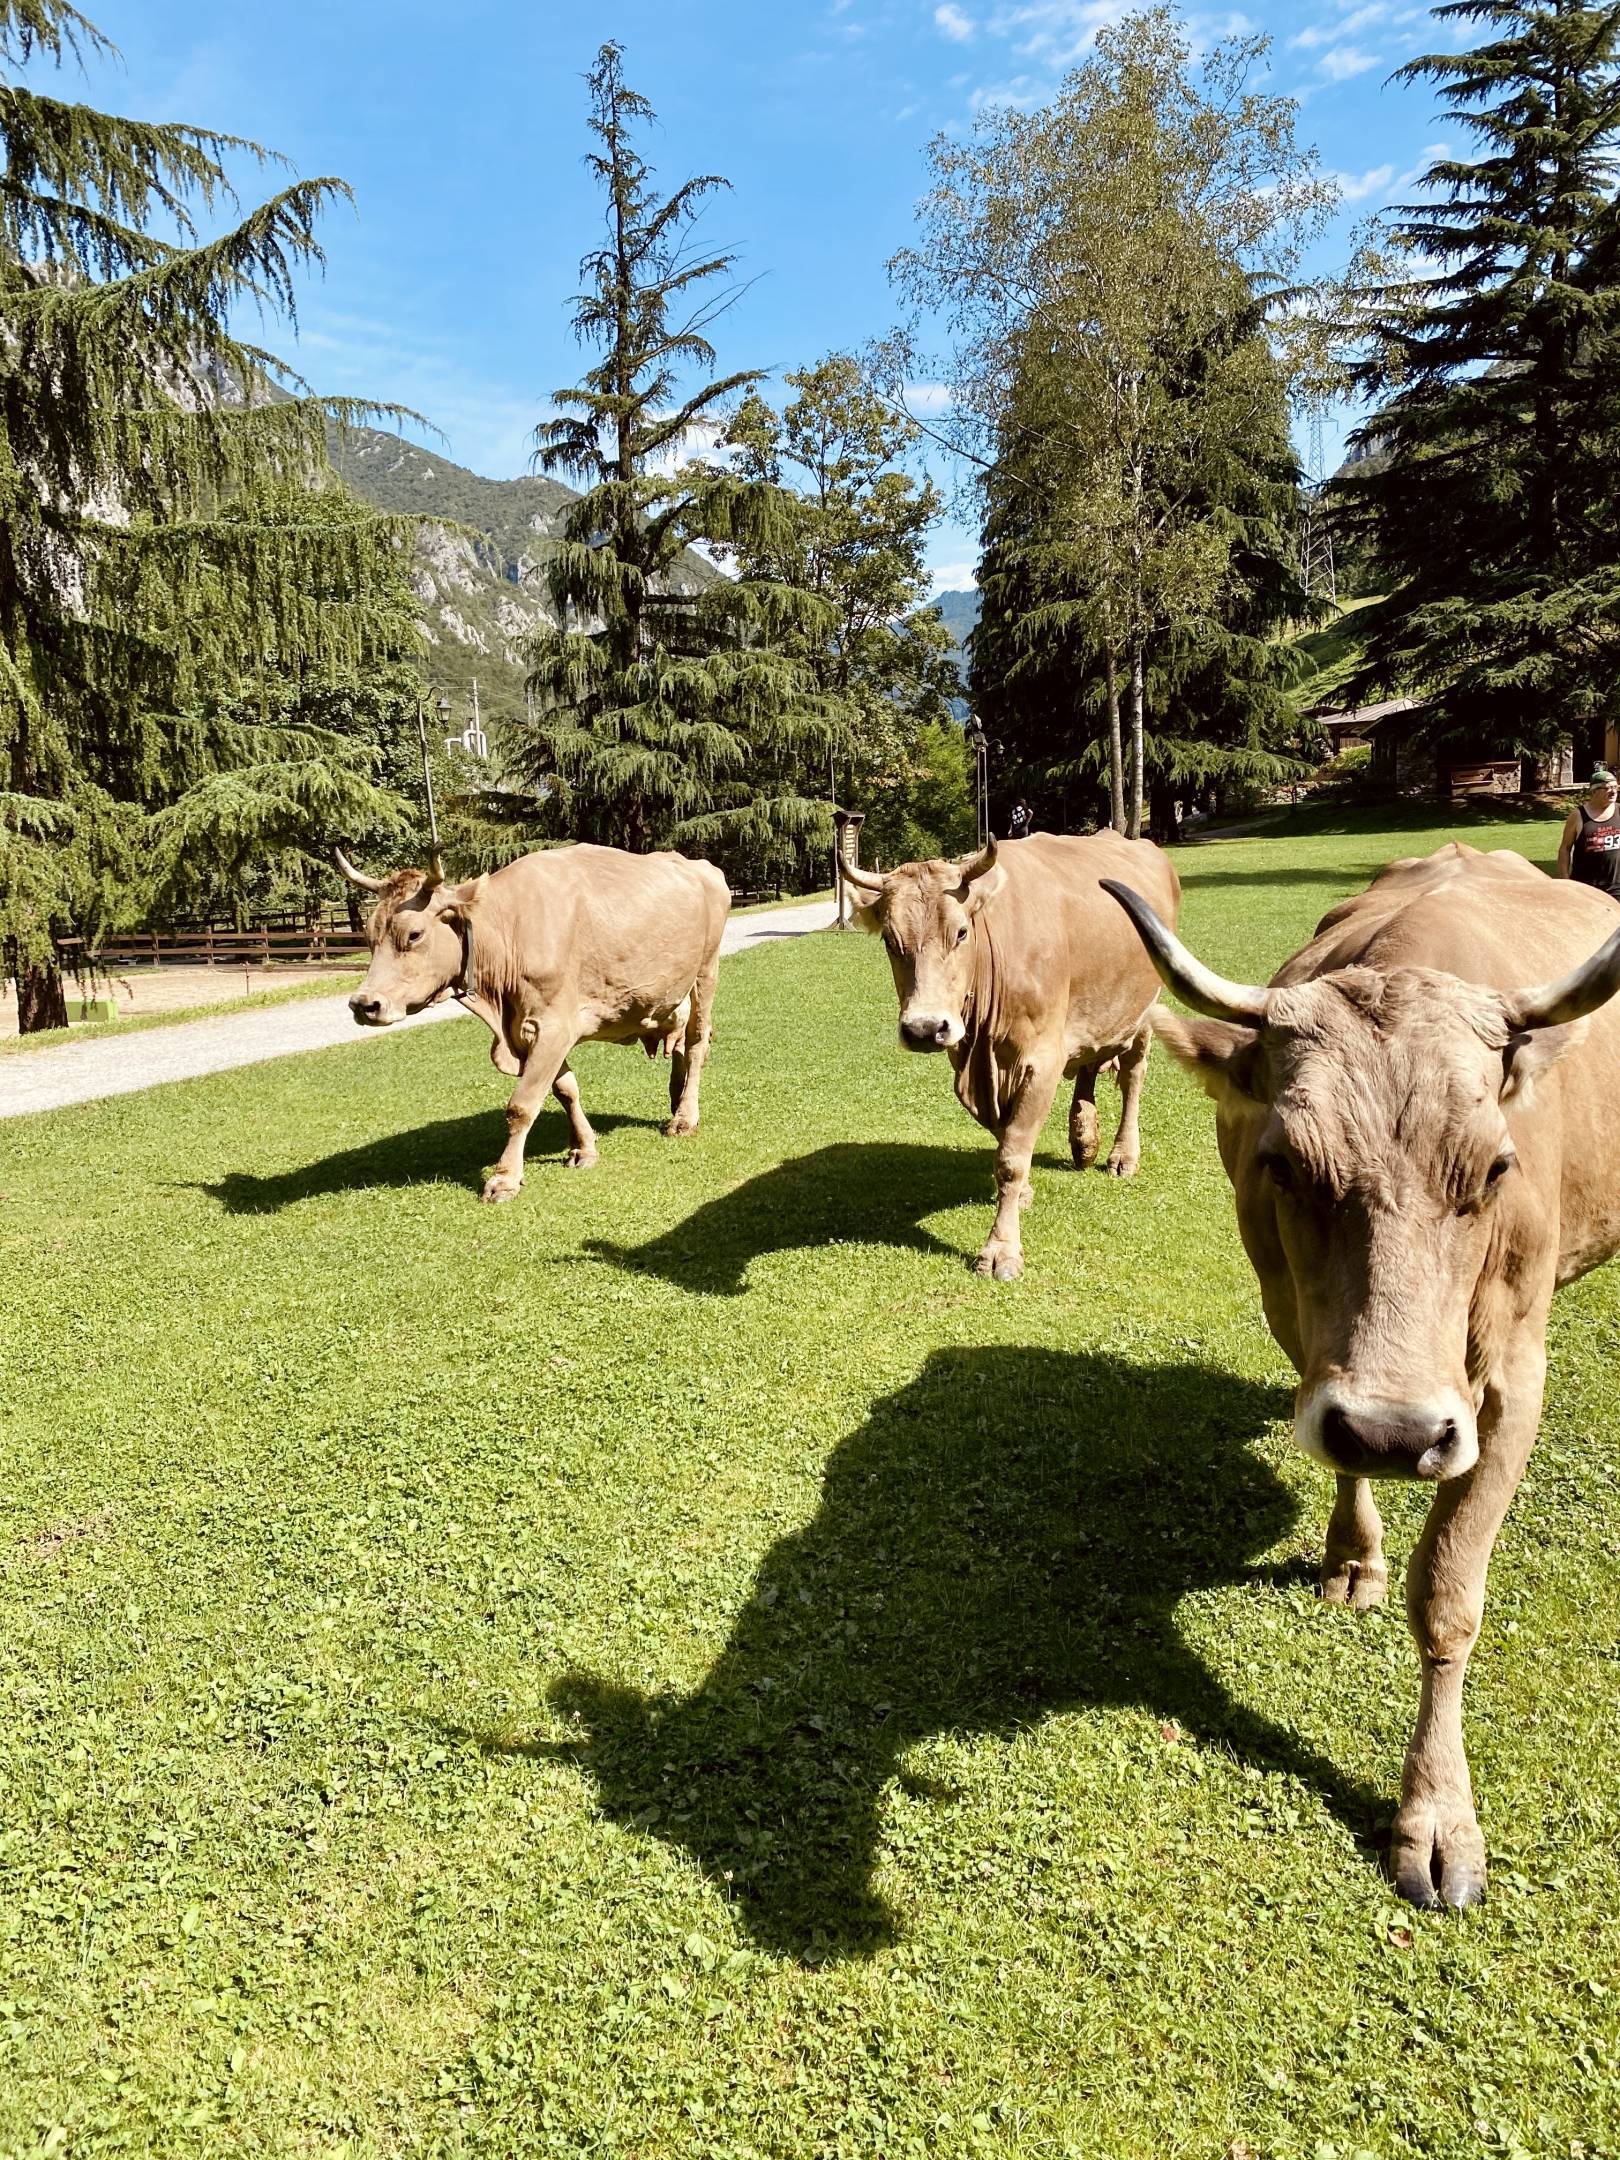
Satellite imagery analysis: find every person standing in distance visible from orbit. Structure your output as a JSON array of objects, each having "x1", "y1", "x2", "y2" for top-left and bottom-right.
[
  {"x1": 1557, "y1": 765, "x2": 1620, "y2": 899},
  {"x1": 1007, "y1": 799, "x2": 1033, "y2": 841}
]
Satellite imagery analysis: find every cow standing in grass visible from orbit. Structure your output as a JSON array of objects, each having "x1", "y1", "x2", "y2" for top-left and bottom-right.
[
  {"x1": 1105, "y1": 844, "x2": 1620, "y2": 1909},
  {"x1": 337, "y1": 843, "x2": 730, "y2": 1203},
  {"x1": 841, "y1": 829, "x2": 1181, "y2": 1281}
]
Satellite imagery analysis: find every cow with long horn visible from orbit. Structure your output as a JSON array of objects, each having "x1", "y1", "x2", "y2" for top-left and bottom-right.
[
  {"x1": 1104, "y1": 841, "x2": 1620, "y2": 1909},
  {"x1": 335, "y1": 841, "x2": 731, "y2": 1201},
  {"x1": 842, "y1": 822, "x2": 1181, "y2": 1280}
]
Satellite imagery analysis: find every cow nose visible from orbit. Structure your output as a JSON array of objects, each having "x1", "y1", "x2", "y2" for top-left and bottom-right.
[
  {"x1": 1321, "y1": 1403, "x2": 1462, "y2": 1480},
  {"x1": 350, "y1": 992, "x2": 384, "y2": 1026},
  {"x1": 900, "y1": 1013, "x2": 954, "y2": 1049}
]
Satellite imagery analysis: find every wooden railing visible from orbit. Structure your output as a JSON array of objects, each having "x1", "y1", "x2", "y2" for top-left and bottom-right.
[{"x1": 57, "y1": 921, "x2": 368, "y2": 970}]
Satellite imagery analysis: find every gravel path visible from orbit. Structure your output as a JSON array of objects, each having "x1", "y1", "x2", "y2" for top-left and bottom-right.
[{"x1": 0, "y1": 895, "x2": 842, "y2": 1122}]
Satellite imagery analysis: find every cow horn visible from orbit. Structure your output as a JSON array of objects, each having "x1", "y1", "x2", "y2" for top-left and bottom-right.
[
  {"x1": 333, "y1": 846, "x2": 387, "y2": 893},
  {"x1": 840, "y1": 855, "x2": 886, "y2": 895},
  {"x1": 955, "y1": 838, "x2": 999, "y2": 884},
  {"x1": 1502, "y1": 919, "x2": 1620, "y2": 1031},
  {"x1": 1102, "y1": 879, "x2": 1272, "y2": 1025},
  {"x1": 427, "y1": 848, "x2": 445, "y2": 887}
]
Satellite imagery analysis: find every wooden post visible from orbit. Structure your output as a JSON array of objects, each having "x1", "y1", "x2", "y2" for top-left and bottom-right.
[{"x1": 832, "y1": 809, "x2": 865, "y2": 930}]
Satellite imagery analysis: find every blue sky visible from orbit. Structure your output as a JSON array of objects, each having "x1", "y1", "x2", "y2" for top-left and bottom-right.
[{"x1": 54, "y1": 0, "x2": 1469, "y2": 588}]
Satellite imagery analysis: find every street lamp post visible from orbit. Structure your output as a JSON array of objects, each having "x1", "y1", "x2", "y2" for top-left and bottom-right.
[
  {"x1": 966, "y1": 721, "x2": 989, "y2": 851},
  {"x1": 416, "y1": 690, "x2": 450, "y2": 853}
]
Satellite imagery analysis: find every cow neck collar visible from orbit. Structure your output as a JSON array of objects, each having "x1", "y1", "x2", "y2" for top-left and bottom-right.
[{"x1": 453, "y1": 915, "x2": 477, "y2": 1003}]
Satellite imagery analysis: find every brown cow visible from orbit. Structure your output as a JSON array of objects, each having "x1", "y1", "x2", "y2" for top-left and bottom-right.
[
  {"x1": 842, "y1": 829, "x2": 1181, "y2": 1280},
  {"x1": 337, "y1": 842, "x2": 730, "y2": 1203},
  {"x1": 1105, "y1": 844, "x2": 1620, "y2": 1907}
]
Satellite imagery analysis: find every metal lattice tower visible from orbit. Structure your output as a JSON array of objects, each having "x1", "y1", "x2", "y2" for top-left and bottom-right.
[{"x1": 1299, "y1": 405, "x2": 1337, "y2": 608}]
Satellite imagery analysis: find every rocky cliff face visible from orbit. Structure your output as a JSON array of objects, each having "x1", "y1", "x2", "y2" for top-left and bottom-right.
[
  {"x1": 330, "y1": 427, "x2": 576, "y2": 734},
  {"x1": 331, "y1": 427, "x2": 719, "y2": 740}
]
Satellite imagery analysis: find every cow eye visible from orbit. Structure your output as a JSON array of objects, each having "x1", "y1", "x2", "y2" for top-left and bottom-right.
[
  {"x1": 1260, "y1": 1150, "x2": 1296, "y2": 1194},
  {"x1": 1472, "y1": 1152, "x2": 1516, "y2": 1209},
  {"x1": 955, "y1": 924, "x2": 969, "y2": 946},
  {"x1": 406, "y1": 928, "x2": 424, "y2": 948},
  {"x1": 1459, "y1": 1153, "x2": 1515, "y2": 1216}
]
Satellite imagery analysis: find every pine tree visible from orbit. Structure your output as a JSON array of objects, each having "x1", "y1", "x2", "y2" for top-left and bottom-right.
[
  {"x1": 722, "y1": 355, "x2": 967, "y2": 868},
  {"x1": 1, "y1": 0, "x2": 420, "y2": 1030},
  {"x1": 970, "y1": 299, "x2": 1313, "y2": 838},
  {"x1": 1338, "y1": 0, "x2": 1620, "y2": 756},
  {"x1": 893, "y1": 7, "x2": 1333, "y2": 835},
  {"x1": 512, "y1": 44, "x2": 837, "y2": 882}
]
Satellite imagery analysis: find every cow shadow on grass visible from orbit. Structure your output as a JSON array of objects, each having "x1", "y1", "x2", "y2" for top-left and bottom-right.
[
  {"x1": 586, "y1": 1139, "x2": 1080, "y2": 1295},
  {"x1": 461, "y1": 1346, "x2": 1384, "y2": 1964},
  {"x1": 195, "y1": 1108, "x2": 663, "y2": 1212}
]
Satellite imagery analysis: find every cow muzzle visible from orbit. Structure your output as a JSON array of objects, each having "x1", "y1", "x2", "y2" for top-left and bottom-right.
[
  {"x1": 1295, "y1": 1384, "x2": 1480, "y2": 1482},
  {"x1": 899, "y1": 1011, "x2": 964, "y2": 1052},
  {"x1": 349, "y1": 990, "x2": 399, "y2": 1028}
]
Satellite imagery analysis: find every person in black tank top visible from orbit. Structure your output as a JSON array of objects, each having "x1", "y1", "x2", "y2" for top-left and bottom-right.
[{"x1": 1558, "y1": 767, "x2": 1620, "y2": 899}]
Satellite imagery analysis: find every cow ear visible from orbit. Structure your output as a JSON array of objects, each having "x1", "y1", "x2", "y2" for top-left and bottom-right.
[
  {"x1": 959, "y1": 863, "x2": 1006, "y2": 914},
  {"x1": 846, "y1": 886, "x2": 885, "y2": 934},
  {"x1": 1151, "y1": 1005, "x2": 1264, "y2": 1103},
  {"x1": 430, "y1": 873, "x2": 488, "y2": 923},
  {"x1": 1501, "y1": 1019, "x2": 1585, "y2": 1103}
]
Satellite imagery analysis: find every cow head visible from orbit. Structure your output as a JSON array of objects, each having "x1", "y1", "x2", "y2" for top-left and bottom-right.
[
  {"x1": 1104, "y1": 879, "x2": 1620, "y2": 1485},
  {"x1": 336, "y1": 849, "x2": 488, "y2": 1026},
  {"x1": 843, "y1": 842, "x2": 1006, "y2": 1051}
]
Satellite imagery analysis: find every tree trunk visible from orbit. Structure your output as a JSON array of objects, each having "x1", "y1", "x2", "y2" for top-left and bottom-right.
[
  {"x1": 1105, "y1": 644, "x2": 1126, "y2": 834},
  {"x1": 11, "y1": 950, "x2": 68, "y2": 1034},
  {"x1": 1127, "y1": 644, "x2": 1145, "y2": 842}
]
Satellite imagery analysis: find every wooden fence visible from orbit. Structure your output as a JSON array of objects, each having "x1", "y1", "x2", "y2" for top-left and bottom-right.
[{"x1": 57, "y1": 919, "x2": 368, "y2": 971}]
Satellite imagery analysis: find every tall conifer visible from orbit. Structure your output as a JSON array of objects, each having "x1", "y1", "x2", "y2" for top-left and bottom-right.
[
  {"x1": 514, "y1": 45, "x2": 837, "y2": 878},
  {"x1": 0, "y1": 0, "x2": 419, "y2": 1029},
  {"x1": 1340, "y1": 0, "x2": 1620, "y2": 753}
]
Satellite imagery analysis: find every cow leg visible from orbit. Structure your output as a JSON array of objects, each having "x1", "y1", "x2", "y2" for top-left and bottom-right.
[
  {"x1": 1321, "y1": 1475, "x2": 1387, "y2": 1610},
  {"x1": 665, "y1": 959, "x2": 717, "y2": 1139},
  {"x1": 1103, "y1": 1022, "x2": 1152, "y2": 1178},
  {"x1": 1390, "y1": 1342, "x2": 1543, "y2": 1909},
  {"x1": 481, "y1": 1023, "x2": 575, "y2": 1204},
  {"x1": 1068, "y1": 1066, "x2": 1100, "y2": 1169},
  {"x1": 551, "y1": 1061, "x2": 597, "y2": 1170},
  {"x1": 976, "y1": 1058, "x2": 1062, "y2": 1282}
]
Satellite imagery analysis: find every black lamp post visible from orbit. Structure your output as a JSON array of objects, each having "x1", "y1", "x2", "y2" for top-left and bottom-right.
[{"x1": 966, "y1": 721, "x2": 989, "y2": 850}]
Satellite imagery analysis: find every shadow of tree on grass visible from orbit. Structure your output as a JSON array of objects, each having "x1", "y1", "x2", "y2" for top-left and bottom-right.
[
  {"x1": 197, "y1": 1108, "x2": 663, "y2": 1212},
  {"x1": 457, "y1": 1346, "x2": 1380, "y2": 1963},
  {"x1": 586, "y1": 1140, "x2": 1087, "y2": 1295}
]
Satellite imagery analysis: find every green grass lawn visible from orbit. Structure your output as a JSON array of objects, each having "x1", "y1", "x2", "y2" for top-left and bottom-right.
[{"x1": 4, "y1": 804, "x2": 1618, "y2": 2159}]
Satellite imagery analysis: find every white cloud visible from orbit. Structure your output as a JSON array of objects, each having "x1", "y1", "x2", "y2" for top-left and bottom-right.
[
  {"x1": 969, "y1": 72, "x2": 1051, "y2": 109},
  {"x1": 1326, "y1": 144, "x2": 1449, "y2": 208},
  {"x1": 988, "y1": 0, "x2": 1128, "y2": 64},
  {"x1": 928, "y1": 560, "x2": 980, "y2": 595},
  {"x1": 1317, "y1": 42, "x2": 1380, "y2": 79},
  {"x1": 905, "y1": 381, "x2": 954, "y2": 414},
  {"x1": 935, "y1": 3, "x2": 977, "y2": 39},
  {"x1": 1328, "y1": 160, "x2": 1395, "y2": 204},
  {"x1": 1290, "y1": 2, "x2": 1390, "y2": 50}
]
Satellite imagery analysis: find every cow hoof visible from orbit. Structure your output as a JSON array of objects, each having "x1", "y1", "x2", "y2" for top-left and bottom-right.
[
  {"x1": 1320, "y1": 1558, "x2": 1388, "y2": 1611},
  {"x1": 480, "y1": 1174, "x2": 522, "y2": 1205},
  {"x1": 974, "y1": 1248, "x2": 1024, "y2": 1283},
  {"x1": 564, "y1": 1148, "x2": 598, "y2": 1171},
  {"x1": 662, "y1": 1118, "x2": 697, "y2": 1139},
  {"x1": 1102, "y1": 1151, "x2": 1139, "y2": 1178},
  {"x1": 1390, "y1": 1805, "x2": 1487, "y2": 1910}
]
